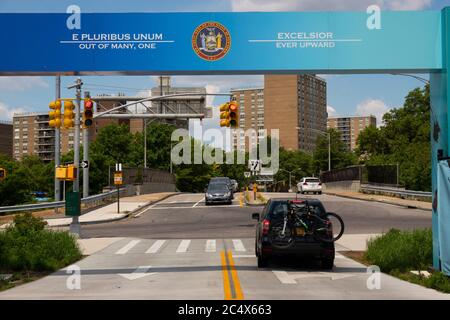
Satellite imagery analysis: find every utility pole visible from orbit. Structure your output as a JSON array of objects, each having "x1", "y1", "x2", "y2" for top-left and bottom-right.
[
  {"x1": 82, "y1": 91, "x2": 90, "y2": 198},
  {"x1": 328, "y1": 132, "x2": 331, "y2": 171},
  {"x1": 68, "y1": 78, "x2": 83, "y2": 236},
  {"x1": 144, "y1": 118, "x2": 147, "y2": 168},
  {"x1": 54, "y1": 76, "x2": 61, "y2": 206}
]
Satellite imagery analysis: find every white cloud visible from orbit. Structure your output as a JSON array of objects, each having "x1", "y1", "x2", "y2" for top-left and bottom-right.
[
  {"x1": 0, "y1": 77, "x2": 49, "y2": 91},
  {"x1": 327, "y1": 105, "x2": 338, "y2": 117},
  {"x1": 355, "y1": 99, "x2": 390, "y2": 126},
  {"x1": 0, "y1": 102, "x2": 27, "y2": 121},
  {"x1": 230, "y1": 0, "x2": 431, "y2": 11}
]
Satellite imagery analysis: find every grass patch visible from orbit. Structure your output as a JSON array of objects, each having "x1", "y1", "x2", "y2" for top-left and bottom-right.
[
  {"x1": 0, "y1": 213, "x2": 82, "y2": 291},
  {"x1": 364, "y1": 228, "x2": 450, "y2": 294}
]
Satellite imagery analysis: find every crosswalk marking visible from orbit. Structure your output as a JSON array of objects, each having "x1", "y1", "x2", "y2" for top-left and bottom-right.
[
  {"x1": 205, "y1": 240, "x2": 216, "y2": 252},
  {"x1": 232, "y1": 239, "x2": 246, "y2": 252},
  {"x1": 176, "y1": 240, "x2": 191, "y2": 253},
  {"x1": 116, "y1": 240, "x2": 141, "y2": 255},
  {"x1": 110, "y1": 239, "x2": 253, "y2": 255},
  {"x1": 146, "y1": 240, "x2": 166, "y2": 254}
]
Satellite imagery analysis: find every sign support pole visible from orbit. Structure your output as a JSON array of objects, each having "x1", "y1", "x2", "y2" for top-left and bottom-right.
[
  {"x1": 54, "y1": 75, "x2": 61, "y2": 211},
  {"x1": 68, "y1": 78, "x2": 82, "y2": 237},
  {"x1": 83, "y1": 91, "x2": 89, "y2": 199}
]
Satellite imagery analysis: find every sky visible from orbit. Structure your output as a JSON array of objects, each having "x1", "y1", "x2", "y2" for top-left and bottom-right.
[{"x1": 0, "y1": 0, "x2": 448, "y2": 145}]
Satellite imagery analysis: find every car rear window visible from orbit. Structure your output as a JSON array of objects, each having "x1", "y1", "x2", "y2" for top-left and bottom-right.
[
  {"x1": 268, "y1": 201, "x2": 325, "y2": 219},
  {"x1": 305, "y1": 178, "x2": 320, "y2": 183},
  {"x1": 208, "y1": 184, "x2": 228, "y2": 192}
]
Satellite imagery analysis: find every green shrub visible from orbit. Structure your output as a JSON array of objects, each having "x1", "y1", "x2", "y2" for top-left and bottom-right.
[
  {"x1": 0, "y1": 213, "x2": 82, "y2": 272},
  {"x1": 365, "y1": 228, "x2": 432, "y2": 273}
]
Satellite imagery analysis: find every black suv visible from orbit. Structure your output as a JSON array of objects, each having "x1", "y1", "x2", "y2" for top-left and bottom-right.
[{"x1": 252, "y1": 198, "x2": 335, "y2": 269}]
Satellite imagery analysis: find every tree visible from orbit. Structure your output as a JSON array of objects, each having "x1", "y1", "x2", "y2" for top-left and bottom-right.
[
  {"x1": 90, "y1": 123, "x2": 135, "y2": 164},
  {"x1": 145, "y1": 122, "x2": 177, "y2": 170},
  {"x1": 313, "y1": 129, "x2": 357, "y2": 173},
  {"x1": 354, "y1": 84, "x2": 431, "y2": 191}
]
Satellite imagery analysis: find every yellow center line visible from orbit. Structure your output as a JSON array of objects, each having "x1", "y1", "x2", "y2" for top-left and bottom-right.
[
  {"x1": 227, "y1": 251, "x2": 244, "y2": 300},
  {"x1": 221, "y1": 250, "x2": 244, "y2": 300},
  {"x1": 221, "y1": 251, "x2": 232, "y2": 300}
]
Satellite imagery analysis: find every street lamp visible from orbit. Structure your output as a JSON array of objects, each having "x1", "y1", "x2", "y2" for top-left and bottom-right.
[
  {"x1": 390, "y1": 73, "x2": 430, "y2": 85},
  {"x1": 296, "y1": 127, "x2": 331, "y2": 171},
  {"x1": 279, "y1": 168, "x2": 303, "y2": 192}
]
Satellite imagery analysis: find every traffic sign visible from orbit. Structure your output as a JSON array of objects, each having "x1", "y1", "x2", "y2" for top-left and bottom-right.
[
  {"x1": 81, "y1": 161, "x2": 89, "y2": 169},
  {"x1": 248, "y1": 159, "x2": 261, "y2": 172},
  {"x1": 114, "y1": 172, "x2": 123, "y2": 185},
  {"x1": 244, "y1": 172, "x2": 251, "y2": 178}
]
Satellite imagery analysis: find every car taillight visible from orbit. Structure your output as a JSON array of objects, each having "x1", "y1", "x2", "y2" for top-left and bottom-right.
[
  {"x1": 262, "y1": 219, "x2": 270, "y2": 235},
  {"x1": 318, "y1": 182, "x2": 322, "y2": 186}
]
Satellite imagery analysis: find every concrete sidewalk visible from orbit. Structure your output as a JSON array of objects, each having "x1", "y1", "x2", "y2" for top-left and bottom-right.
[
  {"x1": 336, "y1": 233, "x2": 381, "y2": 251},
  {"x1": 0, "y1": 192, "x2": 177, "y2": 229},
  {"x1": 325, "y1": 190, "x2": 432, "y2": 211}
]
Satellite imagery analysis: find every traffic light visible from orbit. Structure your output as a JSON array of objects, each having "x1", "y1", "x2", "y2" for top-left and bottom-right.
[
  {"x1": 83, "y1": 98, "x2": 94, "y2": 127},
  {"x1": 219, "y1": 102, "x2": 230, "y2": 127},
  {"x1": 0, "y1": 168, "x2": 6, "y2": 182},
  {"x1": 63, "y1": 100, "x2": 75, "y2": 129},
  {"x1": 229, "y1": 101, "x2": 239, "y2": 128},
  {"x1": 48, "y1": 100, "x2": 62, "y2": 128}
]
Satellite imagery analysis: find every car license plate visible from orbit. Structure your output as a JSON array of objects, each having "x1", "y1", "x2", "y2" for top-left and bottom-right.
[{"x1": 296, "y1": 228, "x2": 305, "y2": 236}]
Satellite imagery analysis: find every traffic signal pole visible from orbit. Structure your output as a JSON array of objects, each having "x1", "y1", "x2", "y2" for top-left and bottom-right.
[
  {"x1": 83, "y1": 91, "x2": 89, "y2": 198},
  {"x1": 68, "y1": 78, "x2": 83, "y2": 236},
  {"x1": 54, "y1": 76, "x2": 61, "y2": 206}
]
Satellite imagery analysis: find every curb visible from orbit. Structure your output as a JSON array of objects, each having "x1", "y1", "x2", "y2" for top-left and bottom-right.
[
  {"x1": 324, "y1": 192, "x2": 432, "y2": 212},
  {"x1": 48, "y1": 192, "x2": 180, "y2": 227},
  {"x1": 243, "y1": 193, "x2": 266, "y2": 207}
]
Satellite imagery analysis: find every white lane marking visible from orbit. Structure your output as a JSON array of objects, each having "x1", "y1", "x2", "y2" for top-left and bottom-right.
[
  {"x1": 176, "y1": 240, "x2": 191, "y2": 253},
  {"x1": 205, "y1": 239, "x2": 216, "y2": 252},
  {"x1": 148, "y1": 205, "x2": 241, "y2": 210},
  {"x1": 272, "y1": 270, "x2": 355, "y2": 283},
  {"x1": 232, "y1": 239, "x2": 246, "y2": 252},
  {"x1": 193, "y1": 197, "x2": 205, "y2": 207},
  {"x1": 115, "y1": 240, "x2": 141, "y2": 255},
  {"x1": 118, "y1": 266, "x2": 156, "y2": 280},
  {"x1": 272, "y1": 271, "x2": 297, "y2": 284},
  {"x1": 145, "y1": 240, "x2": 166, "y2": 254}
]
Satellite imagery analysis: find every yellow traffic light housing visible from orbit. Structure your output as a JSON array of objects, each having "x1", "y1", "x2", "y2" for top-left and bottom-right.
[
  {"x1": 219, "y1": 102, "x2": 231, "y2": 127},
  {"x1": 55, "y1": 166, "x2": 68, "y2": 180},
  {"x1": 66, "y1": 165, "x2": 77, "y2": 180},
  {"x1": 48, "y1": 100, "x2": 62, "y2": 128},
  {"x1": 55, "y1": 165, "x2": 77, "y2": 181},
  {"x1": 83, "y1": 99, "x2": 94, "y2": 128},
  {"x1": 63, "y1": 100, "x2": 75, "y2": 129},
  {"x1": 0, "y1": 168, "x2": 6, "y2": 182},
  {"x1": 229, "y1": 101, "x2": 239, "y2": 128}
]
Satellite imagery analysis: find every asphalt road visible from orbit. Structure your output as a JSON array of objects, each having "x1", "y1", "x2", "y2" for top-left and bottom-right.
[
  {"x1": 81, "y1": 193, "x2": 432, "y2": 239},
  {"x1": 2, "y1": 193, "x2": 443, "y2": 300}
]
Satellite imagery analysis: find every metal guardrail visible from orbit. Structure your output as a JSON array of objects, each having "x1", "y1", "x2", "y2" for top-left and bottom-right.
[
  {"x1": 0, "y1": 189, "x2": 125, "y2": 214},
  {"x1": 360, "y1": 184, "x2": 432, "y2": 199}
]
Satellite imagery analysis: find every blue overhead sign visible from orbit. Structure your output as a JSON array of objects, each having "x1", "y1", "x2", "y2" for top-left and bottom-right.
[{"x1": 0, "y1": 11, "x2": 443, "y2": 74}]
